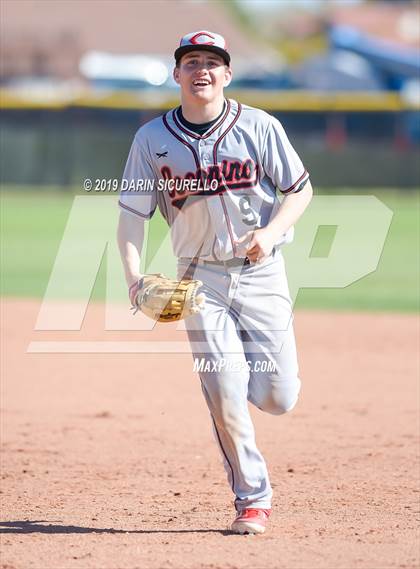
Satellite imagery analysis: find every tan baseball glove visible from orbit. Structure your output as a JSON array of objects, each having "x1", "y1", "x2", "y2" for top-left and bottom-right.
[{"x1": 129, "y1": 273, "x2": 205, "y2": 322}]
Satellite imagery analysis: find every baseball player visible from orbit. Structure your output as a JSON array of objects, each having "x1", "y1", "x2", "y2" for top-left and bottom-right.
[{"x1": 117, "y1": 30, "x2": 313, "y2": 535}]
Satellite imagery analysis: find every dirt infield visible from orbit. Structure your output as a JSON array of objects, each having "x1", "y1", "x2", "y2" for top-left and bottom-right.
[{"x1": 1, "y1": 299, "x2": 419, "y2": 569}]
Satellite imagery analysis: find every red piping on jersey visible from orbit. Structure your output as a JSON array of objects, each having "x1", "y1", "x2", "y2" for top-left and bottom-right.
[
  {"x1": 172, "y1": 99, "x2": 231, "y2": 140},
  {"x1": 212, "y1": 102, "x2": 243, "y2": 257},
  {"x1": 119, "y1": 200, "x2": 152, "y2": 219},
  {"x1": 212, "y1": 102, "x2": 242, "y2": 163},
  {"x1": 282, "y1": 169, "x2": 309, "y2": 194},
  {"x1": 162, "y1": 112, "x2": 200, "y2": 170}
]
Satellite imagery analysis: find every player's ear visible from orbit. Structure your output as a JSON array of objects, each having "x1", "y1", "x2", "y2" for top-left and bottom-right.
[
  {"x1": 173, "y1": 66, "x2": 180, "y2": 85},
  {"x1": 223, "y1": 66, "x2": 232, "y2": 88}
]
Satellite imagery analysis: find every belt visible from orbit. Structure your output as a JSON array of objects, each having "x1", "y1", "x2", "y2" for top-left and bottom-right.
[{"x1": 180, "y1": 256, "x2": 251, "y2": 268}]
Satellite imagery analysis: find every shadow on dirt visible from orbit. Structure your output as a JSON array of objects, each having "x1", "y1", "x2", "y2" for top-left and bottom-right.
[{"x1": 0, "y1": 520, "x2": 231, "y2": 535}]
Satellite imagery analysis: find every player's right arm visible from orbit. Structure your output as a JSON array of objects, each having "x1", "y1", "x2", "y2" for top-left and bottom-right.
[
  {"x1": 117, "y1": 210, "x2": 144, "y2": 289},
  {"x1": 117, "y1": 129, "x2": 158, "y2": 302}
]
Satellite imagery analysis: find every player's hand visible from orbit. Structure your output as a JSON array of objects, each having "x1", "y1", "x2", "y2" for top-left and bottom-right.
[{"x1": 235, "y1": 228, "x2": 276, "y2": 263}]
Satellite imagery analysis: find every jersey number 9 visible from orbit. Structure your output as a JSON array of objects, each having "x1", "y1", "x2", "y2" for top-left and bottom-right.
[{"x1": 239, "y1": 196, "x2": 258, "y2": 226}]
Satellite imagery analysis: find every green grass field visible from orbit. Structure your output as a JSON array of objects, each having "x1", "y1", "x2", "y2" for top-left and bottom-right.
[{"x1": 1, "y1": 188, "x2": 419, "y2": 312}]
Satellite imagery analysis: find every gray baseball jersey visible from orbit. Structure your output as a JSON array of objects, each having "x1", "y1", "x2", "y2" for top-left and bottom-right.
[{"x1": 119, "y1": 99, "x2": 309, "y2": 261}]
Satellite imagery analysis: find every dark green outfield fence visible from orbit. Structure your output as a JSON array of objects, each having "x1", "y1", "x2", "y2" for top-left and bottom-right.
[{"x1": 1, "y1": 105, "x2": 419, "y2": 188}]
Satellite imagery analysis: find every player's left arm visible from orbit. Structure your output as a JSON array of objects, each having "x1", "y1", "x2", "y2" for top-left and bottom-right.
[
  {"x1": 237, "y1": 115, "x2": 313, "y2": 262},
  {"x1": 236, "y1": 180, "x2": 313, "y2": 263}
]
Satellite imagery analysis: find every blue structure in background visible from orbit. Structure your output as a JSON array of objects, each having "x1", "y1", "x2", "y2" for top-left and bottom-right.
[{"x1": 329, "y1": 25, "x2": 420, "y2": 91}]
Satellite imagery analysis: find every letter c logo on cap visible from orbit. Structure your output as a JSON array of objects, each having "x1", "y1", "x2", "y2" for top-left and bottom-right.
[{"x1": 189, "y1": 31, "x2": 216, "y2": 46}]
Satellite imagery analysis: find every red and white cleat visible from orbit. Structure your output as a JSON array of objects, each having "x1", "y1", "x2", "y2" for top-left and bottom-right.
[{"x1": 231, "y1": 508, "x2": 271, "y2": 535}]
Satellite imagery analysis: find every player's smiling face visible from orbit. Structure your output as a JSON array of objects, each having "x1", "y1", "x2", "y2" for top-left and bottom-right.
[{"x1": 174, "y1": 51, "x2": 232, "y2": 102}]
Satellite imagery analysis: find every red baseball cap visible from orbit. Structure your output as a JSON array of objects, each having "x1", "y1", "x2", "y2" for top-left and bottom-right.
[{"x1": 174, "y1": 30, "x2": 230, "y2": 66}]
